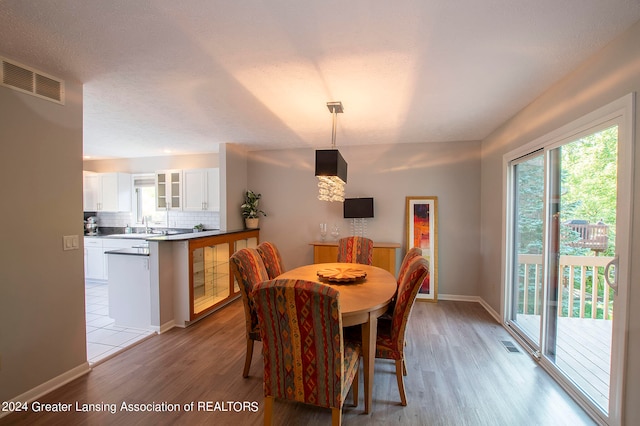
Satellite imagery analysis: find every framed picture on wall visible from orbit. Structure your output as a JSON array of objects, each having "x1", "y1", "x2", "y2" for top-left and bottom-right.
[{"x1": 405, "y1": 196, "x2": 438, "y2": 301}]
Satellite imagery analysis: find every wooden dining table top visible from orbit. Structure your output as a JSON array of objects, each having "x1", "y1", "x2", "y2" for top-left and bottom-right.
[{"x1": 276, "y1": 262, "x2": 397, "y2": 322}]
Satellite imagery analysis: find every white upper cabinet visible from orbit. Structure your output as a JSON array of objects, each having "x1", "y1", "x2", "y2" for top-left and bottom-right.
[
  {"x1": 83, "y1": 172, "x2": 131, "y2": 212},
  {"x1": 156, "y1": 169, "x2": 182, "y2": 210},
  {"x1": 183, "y1": 168, "x2": 220, "y2": 211}
]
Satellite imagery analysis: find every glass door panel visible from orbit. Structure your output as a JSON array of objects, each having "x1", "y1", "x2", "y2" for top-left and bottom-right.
[
  {"x1": 509, "y1": 152, "x2": 545, "y2": 346},
  {"x1": 544, "y1": 126, "x2": 617, "y2": 412}
]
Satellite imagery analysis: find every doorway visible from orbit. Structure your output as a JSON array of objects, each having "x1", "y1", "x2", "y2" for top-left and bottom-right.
[{"x1": 503, "y1": 94, "x2": 634, "y2": 425}]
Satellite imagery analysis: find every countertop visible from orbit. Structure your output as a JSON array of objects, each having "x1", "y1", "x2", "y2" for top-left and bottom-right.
[
  {"x1": 105, "y1": 247, "x2": 150, "y2": 256},
  {"x1": 85, "y1": 228, "x2": 252, "y2": 242}
]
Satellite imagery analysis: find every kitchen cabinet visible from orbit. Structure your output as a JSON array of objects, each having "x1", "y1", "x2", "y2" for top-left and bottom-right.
[
  {"x1": 156, "y1": 169, "x2": 182, "y2": 210},
  {"x1": 83, "y1": 172, "x2": 132, "y2": 212},
  {"x1": 183, "y1": 168, "x2": 220, "y2": 211},
  {"x1": 84, "y1": 237, "x2": 147, "y2": 281},
  {"x1": 107, "y1": 250, "x2": 151, "y2": 329},
  {"x1": 84, "y1": 237, "x2": 105, "y2": 280}
]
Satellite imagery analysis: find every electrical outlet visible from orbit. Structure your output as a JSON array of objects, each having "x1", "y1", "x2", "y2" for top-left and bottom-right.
[{"x1": 63, "y1": 235, "x2": 79, "y2": 251}]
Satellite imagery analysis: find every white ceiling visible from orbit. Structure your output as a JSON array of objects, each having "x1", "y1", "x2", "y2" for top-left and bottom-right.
[{"x1": 1, "y1": 1, "x2": 639, "y2": 159}]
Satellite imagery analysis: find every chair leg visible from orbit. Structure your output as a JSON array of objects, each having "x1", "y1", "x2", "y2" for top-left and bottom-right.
[
  {"x1": 395, "y1": 359, "x2": 407, "y2": 406},
  {"x1": 243, "y1": 338, "x2": 254, "y2": 378},
  {"x1": 402, "y1": 358, "x2": 407, "y2": 376},
  {"x1": 331, "y1": 407, "x2": 342, "y2": 426},
  {"x1": 263, "y1": 396, "x2": 273, "y2": 426}
]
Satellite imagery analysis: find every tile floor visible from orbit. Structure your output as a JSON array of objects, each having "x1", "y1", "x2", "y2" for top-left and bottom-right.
[{"x1": 85, "y1": 280, "x2": 156, "y2": 365}]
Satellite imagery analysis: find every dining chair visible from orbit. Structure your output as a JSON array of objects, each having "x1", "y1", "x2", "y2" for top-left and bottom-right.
[
  {"x1": 337, "y1": 236, "x2": 374, "y2": 265},
  {"x1": 253, "y1": 278, "x2": 361, "y2": 426},
  {"x1": 229, "y1": 247, "x2": 270, "y2": 378},
  {"x1": 256, "y1": 241, "x2": 285, "y2": 279},
  {"x1": 384, "y1": 247, "x2": 424, "y2": 318},
  {"x1": 375, "y1": 255, "x2": 429, "y2": 406}
]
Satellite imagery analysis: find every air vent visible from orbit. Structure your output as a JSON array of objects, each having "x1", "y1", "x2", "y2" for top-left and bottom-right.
[
  {"x1": 501, "y1": 340, "x2": 521, "y2": 353},
  {"x1": 1, "y1": 57, "x2": 65, "y2": 104}
]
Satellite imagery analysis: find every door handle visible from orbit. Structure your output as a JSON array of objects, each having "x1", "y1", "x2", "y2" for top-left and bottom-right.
[{"x1": 605, "y1": 254, "x2": 619, "y2": 296}]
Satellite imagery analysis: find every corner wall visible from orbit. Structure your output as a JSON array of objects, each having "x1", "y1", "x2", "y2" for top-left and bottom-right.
[
  {"x1": 247, "y1": 140, "x2": 481, "y2": 297},
  {"x1": 479, "y1": 19, "x2": 640, "y2": 423},
  {"x1": 0, "y1": 75, "x2": 86, "y2": 400}
]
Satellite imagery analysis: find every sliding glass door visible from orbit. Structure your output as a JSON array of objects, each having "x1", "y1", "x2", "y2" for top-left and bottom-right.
[{"x1": 504, "y1": 95, "x2": 634, "y2": 425}]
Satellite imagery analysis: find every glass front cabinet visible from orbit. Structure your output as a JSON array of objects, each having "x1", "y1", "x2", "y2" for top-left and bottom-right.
[{"x1": 187, "y1": 230, "x2": 259, "y2": 322}]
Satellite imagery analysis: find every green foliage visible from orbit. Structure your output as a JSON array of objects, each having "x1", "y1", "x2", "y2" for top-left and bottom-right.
[{"x1": 241, "y1": 190, "x2": 267, "y2": 218}]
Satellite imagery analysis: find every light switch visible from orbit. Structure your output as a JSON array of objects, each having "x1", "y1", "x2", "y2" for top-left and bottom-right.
[{"x1": 63, "y1": 235, "x2": 79, "y2": 251}]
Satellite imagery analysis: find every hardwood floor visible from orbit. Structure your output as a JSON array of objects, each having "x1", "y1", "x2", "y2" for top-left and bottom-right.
[{"x1": 1, "y1": 300, "x2": 595, "y2": 426}]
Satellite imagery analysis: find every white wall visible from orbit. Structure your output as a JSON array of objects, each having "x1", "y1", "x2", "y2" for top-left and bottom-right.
[
  {"x1": 247, "y1": 140, "x2": 481, "y2": 296},
  {"x1": 222, "y1": 143, "x2": 248, "y2": 232},
  {"x1": 479, "y1": 20, "x2": 640, "y2": 422},
  {"x1": 0, "y1": 75, "x2": 86, "y2": 400}
]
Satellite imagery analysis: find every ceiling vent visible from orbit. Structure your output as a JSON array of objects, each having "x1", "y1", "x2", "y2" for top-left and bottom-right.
[{"x1": 1, "y1": 57, "x2": 65, "y2": 105}]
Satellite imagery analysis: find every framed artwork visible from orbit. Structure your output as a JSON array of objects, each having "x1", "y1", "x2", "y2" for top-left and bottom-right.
[{"x1": 405, "y1": 196, "x2": 438, "y2": 301}]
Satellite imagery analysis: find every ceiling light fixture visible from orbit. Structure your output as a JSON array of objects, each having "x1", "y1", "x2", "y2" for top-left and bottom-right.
[{"x1": 315, "y1": 101, "x2": 347, "y2": 202}]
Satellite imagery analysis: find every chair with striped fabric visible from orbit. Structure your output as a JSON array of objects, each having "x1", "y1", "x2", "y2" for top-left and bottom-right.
[
  {"x1": 256, "y1": 241, "x2": 285, "y2": 279},
  {"x1": 375, "y1": 256, "x2": 429, "y2": 406},
  {"x1": 254, "y1": 279, "x2": 361, "y2": 426},
  {"x1": 229, "y1": 247, "x2": 270, "y2": 378},
  {"x1": 337, "y1": 236, "x2": 374, "y2": 265},
  {"x1": 384, "y1": 247, "x2": 424, "y2": 318}
]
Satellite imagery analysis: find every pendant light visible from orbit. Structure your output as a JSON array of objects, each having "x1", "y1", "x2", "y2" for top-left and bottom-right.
[{"x1": 315, "y1": 101, "x2": 347, "y2": 202}]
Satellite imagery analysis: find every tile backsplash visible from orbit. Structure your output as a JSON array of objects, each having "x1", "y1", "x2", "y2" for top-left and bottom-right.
[{"x1": 95, "y1": 210, "x2": 220, "y2": 231}]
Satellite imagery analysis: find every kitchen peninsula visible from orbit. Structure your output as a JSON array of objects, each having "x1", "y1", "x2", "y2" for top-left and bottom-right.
[
  {"x1": 146, "y1": 228, "x2": 259, "y2": 331},
  {"x1": 93, "y1": 228, "x2": 258, "y2": 333}
]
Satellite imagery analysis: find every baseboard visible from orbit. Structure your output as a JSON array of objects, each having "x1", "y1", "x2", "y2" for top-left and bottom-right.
[
  {"x1": 158, "y1": 320, "x2": 176, "y2": 334},
  {"x1": 434, "y1": 293, "x2": 502, "y2": 324},
  {"x1": 0, "y1": 362, "x2": 91, "y2": 419}
]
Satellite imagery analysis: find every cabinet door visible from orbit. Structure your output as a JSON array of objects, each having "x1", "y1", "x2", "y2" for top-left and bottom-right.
[
  {"x1": 83, "y1": 173, "x2": 101, "y2": 211},
  {"x1": 183, "y1": 169, "x2": 206, "y2": 211},
  {"x1": 100, "y1": 173, "x2": 120, "y2": 211},
  {"x1": 85, "y1": 238, "x2": 105, "y2": 280},
  {"x1": 156, "y1": 170, "x2": 182, "y2": 210},
  {"x1": 183, "y1": 168, "x2": 220, "y2": 211}
]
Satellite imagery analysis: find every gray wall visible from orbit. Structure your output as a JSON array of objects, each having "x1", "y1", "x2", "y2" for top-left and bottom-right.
[
  {"x1": 0, "y1": 77, "x2": 86, "y2": 400},
  {"x1": 247, "y1": 140, "x2": 481, "y2": 297},
  {"x1": 479, "y1": 20, "x2": 640, "y2": 423}
]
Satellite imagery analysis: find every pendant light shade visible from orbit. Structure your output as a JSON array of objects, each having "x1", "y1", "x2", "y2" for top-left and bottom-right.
[{"x1": 315, "y1": 102, "x2": 347, "y2": 202}]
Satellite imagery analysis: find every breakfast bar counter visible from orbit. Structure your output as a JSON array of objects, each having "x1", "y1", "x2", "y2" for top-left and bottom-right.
[{"x1": 147, "y1": 228, "x2": 260, "y2": 332}]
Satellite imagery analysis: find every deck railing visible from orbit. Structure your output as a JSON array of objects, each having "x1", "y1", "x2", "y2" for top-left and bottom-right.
[{"x1": 517, "y1": 254, "x2": 614, "y2": 320}]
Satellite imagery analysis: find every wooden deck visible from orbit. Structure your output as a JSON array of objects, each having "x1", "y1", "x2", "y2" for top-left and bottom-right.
[{"x1": 514, "y1": 313, "x2": 612, "y2": 411}]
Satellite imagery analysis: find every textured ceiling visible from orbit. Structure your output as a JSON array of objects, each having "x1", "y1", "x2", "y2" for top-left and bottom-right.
[{"x1": 1, "y1": 1, "x2": 639, "y2": 158}]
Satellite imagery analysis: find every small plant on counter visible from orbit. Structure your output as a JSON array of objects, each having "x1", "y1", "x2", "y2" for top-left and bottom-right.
[
  {"x1": 193, "y1": 224, "x2": 205, "y2": 232},
  {"x1": 241, "y1": 190, "x2": 266, "y2": 229},
  {"x1": 241, "y1": 190, "x2": 266, "y2": 218}
]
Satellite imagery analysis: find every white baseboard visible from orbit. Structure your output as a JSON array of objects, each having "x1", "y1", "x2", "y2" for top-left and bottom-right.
[
  {"x1": 0, "y1": 362, "x2": 91, "y2": 419},
  {"x1": 435, "y1": 293, "x2": 502, "y2": 324},
  {"x1": 157, "y1": 320, "x2": 176, "y2": 334}
]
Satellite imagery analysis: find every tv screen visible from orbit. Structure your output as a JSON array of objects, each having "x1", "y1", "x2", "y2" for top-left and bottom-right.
[{"x1": 344, "y1": 197, "x2": 374, "y2": 218}]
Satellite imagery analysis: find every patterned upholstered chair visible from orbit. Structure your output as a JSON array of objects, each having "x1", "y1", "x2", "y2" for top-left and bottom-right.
[
  {"x1": 253, "y1": 279, "x2": 361, "y2": 426},
  {"x1": 229, "y1": 247, "x2": 270, "y2": 378},
  {"x1": 337, "y1": 236, "x2": 374, "y2": 265},
  {"x1": 375, "y1": 256, "x2": 429, "y2": 406},
  {"x1": 384, "y1": 247, "x2": 424, "y2": 317},
  {"x1": 256, "y1": 241, "x2": 285, "y2": 279}
]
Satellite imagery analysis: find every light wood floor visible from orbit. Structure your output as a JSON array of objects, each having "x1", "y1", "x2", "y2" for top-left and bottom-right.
[{"x1": 2, "y1": 300, "x2": 596, "y2": 426}]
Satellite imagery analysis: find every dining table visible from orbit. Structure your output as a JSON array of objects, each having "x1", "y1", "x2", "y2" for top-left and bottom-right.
[{"x1": 276, "y1": 262, "x2": 397, "y2": 414}]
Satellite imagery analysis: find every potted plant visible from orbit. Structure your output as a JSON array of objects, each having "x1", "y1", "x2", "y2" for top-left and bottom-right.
[{"x1": 241, "y1": 190, "x2": 266, "y2": 229}]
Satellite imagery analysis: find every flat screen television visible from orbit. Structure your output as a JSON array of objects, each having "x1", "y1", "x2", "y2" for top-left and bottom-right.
[{"x1": 343, "y1": 197, "x2": 374, "y2": 218}]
